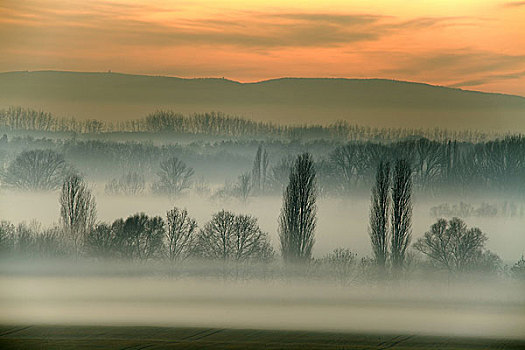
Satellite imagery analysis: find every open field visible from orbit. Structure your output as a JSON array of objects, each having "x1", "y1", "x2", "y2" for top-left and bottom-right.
[
  {"x1": 1, "y1": 275, "x2": 524, "y2": 346},
  {"x1": 1, "y1": 325, "x2": 525, "y2": 349}
]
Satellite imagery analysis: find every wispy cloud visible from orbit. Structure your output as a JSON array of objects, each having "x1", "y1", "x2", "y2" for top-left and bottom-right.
[
  {"x1": 449, "y1": 70, "x2": 525, "y2": 89},
  {"x1": 0, "y1": 1, "x2": 482, "y2": 50},
  {"x1": 382, "y1": 51, "x2": 525, "y2": 76},
  {"x1": 502, "y1": 1, "x2": 525, "y2": 8}
]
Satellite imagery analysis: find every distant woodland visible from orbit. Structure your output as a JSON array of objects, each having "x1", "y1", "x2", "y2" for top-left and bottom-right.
[
  {"x1": 1, "y1": 107, "x2": 524, "y2": 195},
  {"x1": 0, "y1": 106, "x2": 499, "y2": 142}
]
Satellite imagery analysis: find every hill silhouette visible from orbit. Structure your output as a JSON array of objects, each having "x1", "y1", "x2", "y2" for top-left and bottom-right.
[{"x1": 1, "y1": 71, "x2": 524, "y2": 131}]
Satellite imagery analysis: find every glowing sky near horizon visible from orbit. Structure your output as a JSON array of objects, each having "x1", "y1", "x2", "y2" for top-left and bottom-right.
[{"x1": 0, "y1": 0, "x2": 524, "y2": 95}]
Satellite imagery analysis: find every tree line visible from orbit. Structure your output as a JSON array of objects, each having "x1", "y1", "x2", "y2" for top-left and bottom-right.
[
  {"x1": 326, "y1": 136, "x2": 525, "y2": 193},
  {"x1": 1, "y1": 107, "x2": 497, "y2": 142},
  {"x1": 4, "y1": 136, "x2": 525, "y2": 195},
  {"x1": 0, "y1": 154, "x2": 316, "y2": 264}
]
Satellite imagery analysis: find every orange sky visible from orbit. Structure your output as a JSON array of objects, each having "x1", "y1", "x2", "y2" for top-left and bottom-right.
[{"x1": 1, "y1": 0, "x2": 524, "y2": 96}]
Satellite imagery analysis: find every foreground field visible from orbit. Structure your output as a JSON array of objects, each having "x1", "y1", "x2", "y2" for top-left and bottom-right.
[
  {"x1": 2, "y1": 325, "x2": 525, "y2": 350},
  {"x1": 1, "y1": 274, "x2": 524, "y2": 341}
]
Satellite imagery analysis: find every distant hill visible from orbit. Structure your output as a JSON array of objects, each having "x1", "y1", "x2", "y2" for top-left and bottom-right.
[{"x1": 1, "y1": 71, "x2": 524, "y2": 131}]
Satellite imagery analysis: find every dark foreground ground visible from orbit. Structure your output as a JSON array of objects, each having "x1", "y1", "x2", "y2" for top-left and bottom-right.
[{"x1": 1, "y1": 326, "x2": 524, "y2": 350}]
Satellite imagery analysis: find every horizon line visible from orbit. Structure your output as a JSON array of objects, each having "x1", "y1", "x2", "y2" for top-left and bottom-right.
[{"x1": 3, "y1": 69, "x2": 524, "y2": 99}]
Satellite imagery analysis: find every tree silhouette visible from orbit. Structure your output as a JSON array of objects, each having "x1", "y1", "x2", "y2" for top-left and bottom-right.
[
  {"x1": 369, "y1": 161, "x2": 391, "y2": 269},
  {"x1": 105, "y1": 171, "x2": 145, "y2": 195},
  {"x1": 195, "y1": 210, "x2": 273, "y2": 262},
  {"x1": 235, "y1": 173, "x2": 252, "y2": 202},
  {"x1": 279, "y1": 153, "x2": 317, "y2": 263},
  {"x1": 391, "y1": 159, "x2": 412, "y2": 269},
  {"x1": 59, "y1": 174, "x2": 96, "y2": 254},
  {"x1": 3, "y1": 150, "x2": 68, "y2": 190},
  {"x1": 166, "y1": 207, "x2": 197, "y2": 262},
  {"x1": 152, "y1": 157, "x2": 194, "y2": 195},
  {"x1": 252, "y1": 146, "x2": 262, "y2": 192},
  {"x1": 0, "y1": 221, "x2": 15, "y2": 254},
  {"x1": 269, "y1": 156, "x2": 294, "y2": 191},
  {"x1": 251, "y1": 145, "x2": 269, "y2": 193},
  {"x1": 111, "y1": 213, "x2": 164, "y2": 261},
  {"x1": 321, "y1": 248, "x2": 357, "y2": 284},
  {"x1": 414, "y1": 217, "x2": 500, "y2": 272},
  {"x1": 85, "y1": 223, "x2": 114, "y2": 258}
]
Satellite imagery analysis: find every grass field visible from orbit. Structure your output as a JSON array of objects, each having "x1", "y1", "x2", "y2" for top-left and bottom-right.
[{"x1": 1, "y1": 325, "x2": 525, "y2": 350}]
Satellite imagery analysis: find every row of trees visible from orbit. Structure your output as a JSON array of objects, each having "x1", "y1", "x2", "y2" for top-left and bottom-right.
[
  {"x1": 87, "y1": 210, "x2": 269, "y2": 262},
  {"x1": 430, "y1": 201, "x2": 525, "y2": 218},
  {"x1": 369, "y1": 160, "x2": 413, "y2": 270},
  {"x1": 5, "y1": 136, "x2": 525, "y2": 194},
  {"x1": 82, "y1": 154, "x2": 318, "y2": 263},
  {"x1": 330, "y1": 137, "x2": 525, "y2": 193},
  {"x1": 105, "y1": 157, "x2": 194, "y2": 196},
  {"x1": 1, "y1": 150, "x2": 195, "y2": 195},
  {"x1": 44, "y1": 174, "x2": 275, "y2": 262},
  {"x1": 0, "y1": 153, "x2": 318, "y2": 264},
  {"x1": 0, "y1": 107, "x2": 495, "y2": 142}
]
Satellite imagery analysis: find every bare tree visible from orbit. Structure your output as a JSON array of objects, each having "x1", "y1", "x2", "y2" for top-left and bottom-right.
[
  {"x1": 412, "y1": 138, "x2": 446, "y2": 188},
  {"x1": 279, "y1": 153, "x2": 317, "y2": 263},
  {"x1": 252, "y1": 145, "x2": 262, "y2": 192},
  {"x1": 111, "y1": 213, "x2": 164, "y2": 261},
  {"x1": 105, "y1": 171, "x2": 145, "y2": 195},
  {"x1": 369, "y1": 161, "x2": 391, "y2": 268},
  {"x1": 231, "y1": 214, "x2": 274, "y2": 262},
  {"x1": 330, "y1": 143, "x2": 380, "y2": 191},
  {"x1": 391, "y1": 159, "x2": 412, "y2": 269},
  {"x1": 152, "y1": 157, "x2": 194, "y2": 195},
  {"x1": 195, "y1": 210, "x2": 235, "y2": 261},
  {"x1": 0, "y1": 221, "x2": 15, "y2": 254},
  {"x1": 166, "y1": 207, "x2": 197, "y2": 262},
  {"x1": 85, "y1": 223, "x2": 114, "y2": 258},
  {"x1": 59, "y1": 174, "x2": 96, "y2": 253},
  {"x1": 3, "y1": 150, "x2": 68, "y2": 190},
  {"x1": 235, "y1": 173, "x2": 252, "y2": 202},
  {"x1": 321, "y1": 248, "x2": 357, "y2": 284},
  {"x1": 414, "y1": 217, "x2": 499, "y2": 272},
  {"x1": 269, "y1": 156, "x2": 294, "y2": 191},
  {"x1": 195, "y1": 210, "x2": 273, "y2": 262},
  {"x1": 8, "y1": 221, "x2": 67, "y2": 258},
  {"x1": 251, "y1": 145, "x2": 269, "y2": 193},
  {"x1": 262, "y1": 148, "x2": 269, "y2": 191}
]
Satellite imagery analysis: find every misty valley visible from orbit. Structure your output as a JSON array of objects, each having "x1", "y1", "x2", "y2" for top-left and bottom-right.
[
  {"x1": 0, "y1": 107, "x2": 524, "y2": 345},
  {"x1": 2, "y1": 0, "x2": 525, "y2": 346}
]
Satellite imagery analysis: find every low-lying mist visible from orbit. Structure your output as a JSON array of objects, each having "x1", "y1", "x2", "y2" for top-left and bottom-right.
[
  {"x1": 1, "y1": 266, "x2": 524, "y2": 339},
  {"x1": 2, "y1": 120, "x2": 525, "y2": 344}
]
